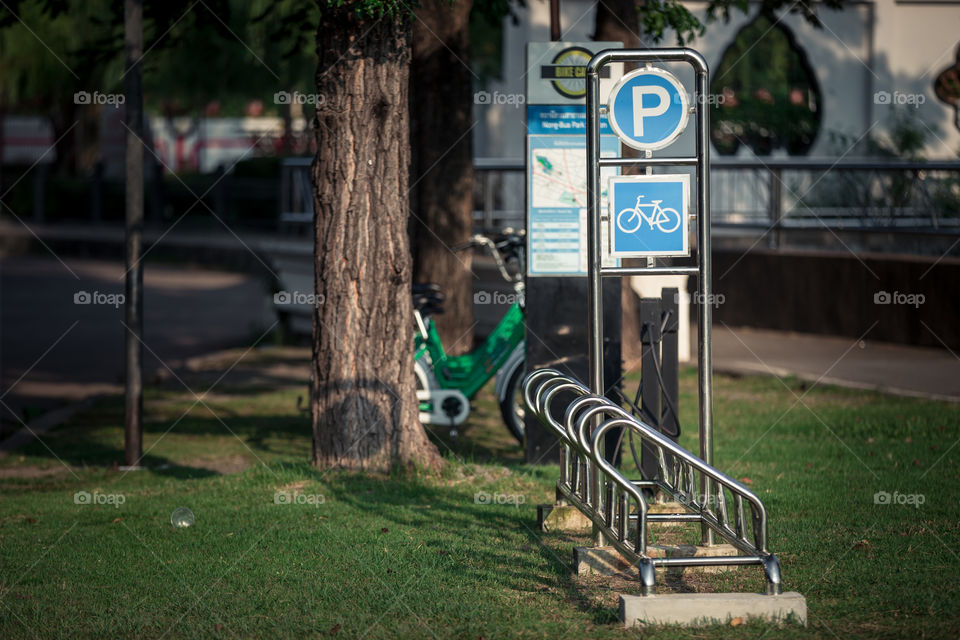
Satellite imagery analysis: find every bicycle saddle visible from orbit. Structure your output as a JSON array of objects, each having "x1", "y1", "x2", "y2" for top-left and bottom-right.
[
  {"x1": 412, "y1": 283, "x2": 445, "y2": 316},
  {"x1": 412, "y1": 283, "x2": 442, "y2": 295}
]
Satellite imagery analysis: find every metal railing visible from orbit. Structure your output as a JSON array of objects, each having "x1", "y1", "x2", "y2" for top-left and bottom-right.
[
  {"x1": 473, "y1": 157, "x2": 525, "y2": 229},
  {"x1": 523, "y1": 368, "x2": 782, "y2": 596},
  {"x1": 279, "y1": 156, "x2": 528, "y2": 232},
  {"x1": 710, "y1": 158, "x2": 960, "y2": 253},
  {"x1": 279, "y1": 155, "x2": 960, "y2": 251}
]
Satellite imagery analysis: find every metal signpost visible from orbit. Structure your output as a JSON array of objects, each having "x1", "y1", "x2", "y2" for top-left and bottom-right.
[{"x1": 586, "y1": 48, "x2": 715, "y2": 545}]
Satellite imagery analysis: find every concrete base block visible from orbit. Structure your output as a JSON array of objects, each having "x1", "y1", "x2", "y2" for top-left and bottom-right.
[
  {"x1": 574, "y1": 546, "x2": 633, "y2": 575},
  {"x1": 620, "y1": 591, "x2": 807, "y2": 627},
  {"x1": 573, "y1": 544, "x2": 743, "y2": 576},
  {"x1": 574, "y1": 546, "x2": 682, "y2": 576},
  {"x1": 666, "y1": 543, "x2": 741, "y2": 575},
  {"x1": 647, "y1": 501, "x2": 686, "y2": 527},
  {"x1": 538, "y1": 503, "x2": 592, "y2": 533}
]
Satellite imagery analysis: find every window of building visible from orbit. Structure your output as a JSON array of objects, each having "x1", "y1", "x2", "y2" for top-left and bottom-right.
[{"x1": 710, "y1": 14, "x2": 822, "y2": 156}]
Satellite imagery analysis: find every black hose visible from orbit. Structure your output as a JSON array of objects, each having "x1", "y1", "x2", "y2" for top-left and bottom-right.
[{"x1": 612, "y1": 313, "x2": 682, "y2": 474}]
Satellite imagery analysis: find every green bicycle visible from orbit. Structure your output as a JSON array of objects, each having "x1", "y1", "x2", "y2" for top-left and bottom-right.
[{"x1": 413, "y1": 230, "x2": 527, "y2": 443}]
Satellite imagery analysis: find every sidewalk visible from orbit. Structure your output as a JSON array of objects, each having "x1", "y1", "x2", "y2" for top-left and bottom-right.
[{"x1": 710, "y1": 324, "x2": 960, "y2": 402}]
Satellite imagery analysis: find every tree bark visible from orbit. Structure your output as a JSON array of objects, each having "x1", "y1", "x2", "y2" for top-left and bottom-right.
[
  {"x1": 594, "y1": 0, "x2": 646, "y2": 368},
  {"x1": 311, "y1": 7, "x2": 442, "y2": 472},
  {"x1": 592, "y1": 0, "x2": 642, "y2": 48},
  {"x1": 409, "y1": 0, "x2": 475, "y2": 355}
]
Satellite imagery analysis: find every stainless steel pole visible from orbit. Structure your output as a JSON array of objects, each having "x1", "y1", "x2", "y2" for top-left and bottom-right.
[
  {"x1": 586, "y1": 65, "x2": 603, "y2": 402},
  {"x1": 585, "y1": 60, "x2": 605, "y2": 547},
  {"x1": 694, "y1": 57, "x2": 715, "y2": 546}
]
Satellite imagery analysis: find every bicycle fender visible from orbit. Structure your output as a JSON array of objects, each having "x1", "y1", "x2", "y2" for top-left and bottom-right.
[{"x1": 494, "y1": 341, "x2": 525, "y2": 402}]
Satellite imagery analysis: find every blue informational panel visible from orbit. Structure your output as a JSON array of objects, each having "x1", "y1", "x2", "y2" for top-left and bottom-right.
[
  {"x1": 607, "y1": 67, "x2": 689, "y2": 151},
  {"x1": 609, "y1": 174, "x2": 690, "y2": 258},
  {"x1": 527, "y1": 121, "x2": 620, "y2": 275},
  {"x1": 525, "y1": 42, "x2": 624, "y2": 277}
]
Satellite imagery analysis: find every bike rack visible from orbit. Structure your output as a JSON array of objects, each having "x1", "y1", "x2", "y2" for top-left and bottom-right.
[
  {"x1": 522, "y1": 48, "x2": 785, "y2": 597},
  {"x1": 524, "y1": 368, "x2": 782, "y2": 596}
]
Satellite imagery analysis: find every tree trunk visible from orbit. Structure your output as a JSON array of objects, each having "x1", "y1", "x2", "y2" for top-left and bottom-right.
[
  {"x1": 592, "y1": 0, "x2": 642, "y2": 48},
  {"x1": 311, "y1": 7, "x2": 442, "y2": 472},
  {"x1": 594, "y1": 0, "x2": 646, "y2": 368},
  {"x1": 409, "y1": 0, "x2": 475, "y2": 355}
]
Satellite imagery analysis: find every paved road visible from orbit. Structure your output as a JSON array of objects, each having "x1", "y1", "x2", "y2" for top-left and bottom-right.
[{"x1": 1, "y1": 255, "x2": 274, "y2": 431}]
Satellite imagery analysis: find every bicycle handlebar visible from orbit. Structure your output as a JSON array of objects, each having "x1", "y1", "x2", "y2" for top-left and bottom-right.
[
  {"x1": 475, "y1": 231, "x2": 524, "y2": 284},
  {"x1": 449, "y1": 229, "x2": 525, "y2": 285}
]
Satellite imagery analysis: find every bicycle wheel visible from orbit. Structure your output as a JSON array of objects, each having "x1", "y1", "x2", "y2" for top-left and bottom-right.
[
  {"x1": 498, "y1": 360, "x2": 526, "y2": 444},
  {"x1": 616, "y1": 208, "x2": 642, "y2": 234},
  {"x1": 657, "y1": 207, "x2": 681, "y2": 233}
]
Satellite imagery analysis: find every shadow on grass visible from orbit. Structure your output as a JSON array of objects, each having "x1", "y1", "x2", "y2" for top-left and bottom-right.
[
  {"x1": 301, "y1": 466, "x2": 624, "y2": 624},
  {"x1": 12, "y1": 394, "x2": 311, "y2": 476}
]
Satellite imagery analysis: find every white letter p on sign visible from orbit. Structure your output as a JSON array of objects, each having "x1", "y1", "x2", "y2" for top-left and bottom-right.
[{"x1": 632, "y1": 85, "x2": 669, "y2": 136}]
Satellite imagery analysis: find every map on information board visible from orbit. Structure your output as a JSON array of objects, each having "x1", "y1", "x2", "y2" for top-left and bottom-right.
[
  {"x1": 526, "y1": 133, "x2": 620, "y2": 276},
  {"x1": 531, "y1": 148, "x2": 589, "y2": 208}
]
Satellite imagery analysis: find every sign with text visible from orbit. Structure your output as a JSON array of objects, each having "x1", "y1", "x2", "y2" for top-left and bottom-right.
[{"x1": 526, "y1": 42, "x2": 623, "y2": 276}]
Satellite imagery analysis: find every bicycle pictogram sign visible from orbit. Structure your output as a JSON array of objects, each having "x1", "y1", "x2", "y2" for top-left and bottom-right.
[
  {"x1": 616, "y1": 195, "x2": 682, "y2": 234},
  {"x1": 609, "y1": 174, "x2": 690, "y2": 258}
]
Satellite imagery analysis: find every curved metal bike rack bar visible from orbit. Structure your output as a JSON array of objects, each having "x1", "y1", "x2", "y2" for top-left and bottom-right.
[{"x1": 524, "y1": 369, "x2": 782, "y2": 596}]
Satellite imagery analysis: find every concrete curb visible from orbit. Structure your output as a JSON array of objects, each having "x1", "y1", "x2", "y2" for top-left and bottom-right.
[{"x1": 620, "y1": 591, "x2": 807, "y2": 627}]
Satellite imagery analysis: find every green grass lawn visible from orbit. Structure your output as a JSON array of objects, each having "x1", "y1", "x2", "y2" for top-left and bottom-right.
[{"x1": 1, "y1": 347, "x2": 958, "y2": 638}]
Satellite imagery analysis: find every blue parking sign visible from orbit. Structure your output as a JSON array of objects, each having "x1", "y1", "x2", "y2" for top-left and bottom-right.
[
  {"x1": 607, "y1": 68, "x2": 689, "y2": 151},
  {"x1": 609, "y1": 175, "x2": 690, "y2": 257}
]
